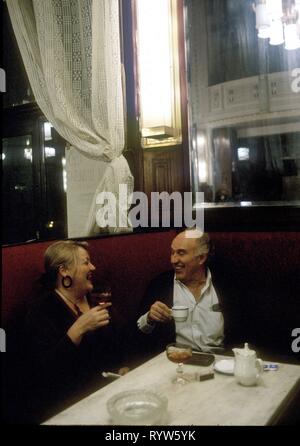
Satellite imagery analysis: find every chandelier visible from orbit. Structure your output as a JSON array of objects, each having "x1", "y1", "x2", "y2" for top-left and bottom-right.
[{"x1": 253, "y1": 0, "x2": 300, "y2": 50}]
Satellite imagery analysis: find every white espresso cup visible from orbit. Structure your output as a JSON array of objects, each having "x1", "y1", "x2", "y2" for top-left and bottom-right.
[{"x1": 172, "y1": 306, "x2": 189, "y2": 322}]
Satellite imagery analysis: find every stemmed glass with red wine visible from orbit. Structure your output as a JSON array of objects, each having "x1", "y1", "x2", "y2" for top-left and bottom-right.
[
  {"x1": 90, "y1": 281, "x2": 112, "y2": 306},
  {"x1": 166, "y1": 343, "x2": 193, "y2": 384}
]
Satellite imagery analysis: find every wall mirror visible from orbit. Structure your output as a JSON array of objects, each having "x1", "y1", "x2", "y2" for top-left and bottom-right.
[{"x1": 185, "y1": 0, "x2": 300, "y2": 207}]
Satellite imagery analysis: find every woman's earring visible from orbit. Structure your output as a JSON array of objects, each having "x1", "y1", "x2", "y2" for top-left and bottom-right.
[{"x1": 62, "y1": 275, "x2": 73, "y2": 289}]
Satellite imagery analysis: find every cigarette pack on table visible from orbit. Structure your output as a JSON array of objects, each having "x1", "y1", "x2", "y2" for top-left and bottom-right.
[{"x1": 196, "y1": 371, "x2": 215, "y2": 381}]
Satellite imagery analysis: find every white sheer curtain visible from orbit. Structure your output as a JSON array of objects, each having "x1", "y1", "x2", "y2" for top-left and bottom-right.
[{"x1": 6, "y1": 0, "x2": 133, "y2": 235}]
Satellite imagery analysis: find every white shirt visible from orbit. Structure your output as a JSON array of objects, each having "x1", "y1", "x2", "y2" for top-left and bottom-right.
[{"x1": 137, "y1": 269, "x2": 224, "y2": 352}]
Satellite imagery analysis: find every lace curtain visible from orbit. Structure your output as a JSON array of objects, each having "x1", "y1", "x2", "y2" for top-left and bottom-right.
[{"x1": 6, "y1": 0, "x2": 133, "y2": 235}]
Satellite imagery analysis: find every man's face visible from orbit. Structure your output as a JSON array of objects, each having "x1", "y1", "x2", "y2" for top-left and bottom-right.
[{"x1": 170, "y1": 233, "x2": 205, "y2": 284}]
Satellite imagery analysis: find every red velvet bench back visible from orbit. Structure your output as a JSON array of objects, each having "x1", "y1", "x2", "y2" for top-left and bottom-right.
[{"x1": 2, "y1": 230, "x2": 300, "y2": 358}]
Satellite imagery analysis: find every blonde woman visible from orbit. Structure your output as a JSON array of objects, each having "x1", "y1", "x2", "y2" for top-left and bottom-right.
[{"x1": 23, "y1": 240, "x2": 127, "y2": 422}]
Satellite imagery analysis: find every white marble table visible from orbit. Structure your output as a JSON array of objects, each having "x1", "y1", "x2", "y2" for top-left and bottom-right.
[{"x1": 43, "y1": 353, "x2": 300, "y2": 426}]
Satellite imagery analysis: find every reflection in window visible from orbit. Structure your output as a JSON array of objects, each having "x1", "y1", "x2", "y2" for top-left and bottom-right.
[
  {"x1": 62, "y1": 158, "x2": 67, "y2": 193},
  {"x1": 24, "y1": 148, "x2": 33, "y2": 162},
  {"x1": 45, "y1": 147, "x2": 56, "y2": 158},
  {"x1": 237, "y1": 147, "x2": 250, "y2": 161},
  {"x1": 231, "y1": 132, "x2": 300, "y2": 202},
  {"x1": 44, "y1": 122, "x2": 53, "y2": 141},
  {"x1": 2, "y1": 122, "x2": 68, "y2": 245},
  {"x1": 42, "y1": 124, "x2": 67, "y2": 237},
  {"x1": 2, "y1": 136, "x2": 36, "y2": 243}
]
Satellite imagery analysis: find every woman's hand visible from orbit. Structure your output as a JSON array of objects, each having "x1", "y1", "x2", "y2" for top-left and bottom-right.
[
  {"x1": 67, "y1": 302, "x2": 112, "y2": 345},
  {"x1": 147, "y1": 301, "x2": 172, "y2": 324}
]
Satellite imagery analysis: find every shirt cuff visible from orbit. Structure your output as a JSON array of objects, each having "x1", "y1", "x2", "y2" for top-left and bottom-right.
[{"x1": 137, "y1": 312, "x2": 156, "y2": 334}]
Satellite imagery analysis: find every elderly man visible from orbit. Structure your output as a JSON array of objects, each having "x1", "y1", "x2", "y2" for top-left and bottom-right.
[{"x1": 136, "y1": 229, "x2": 225, "y2": 355}]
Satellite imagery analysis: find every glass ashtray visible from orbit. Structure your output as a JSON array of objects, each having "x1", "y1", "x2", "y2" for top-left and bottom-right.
[{"x1": 106, "y1": 389, "x2": 168, "y2": 425}]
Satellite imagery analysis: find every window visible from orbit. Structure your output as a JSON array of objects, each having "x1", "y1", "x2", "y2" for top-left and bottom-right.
[
  {"x1": 2, "y1": 116, "x2": 67, "y2": 245},
  {"x1": 2, "y1": 3, "x2": 67, "y2": 245}
]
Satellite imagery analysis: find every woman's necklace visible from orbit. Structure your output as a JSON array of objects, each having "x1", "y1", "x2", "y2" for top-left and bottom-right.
[{"x1": 55, "y1": 288, "x2": 83, "y2": 316}]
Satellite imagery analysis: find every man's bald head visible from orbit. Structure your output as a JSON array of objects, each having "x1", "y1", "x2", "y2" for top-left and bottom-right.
[
  {"x1": 176, "y1": 229, "x2": 210, "y2": 256},
  {"x1": 170, "y1": 229, "x2": 210, "y2": 283}
]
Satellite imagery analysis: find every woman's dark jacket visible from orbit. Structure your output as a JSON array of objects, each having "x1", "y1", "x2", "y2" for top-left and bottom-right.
[{"x1": 22, "y1": 291, "x2": 126, "y2": 422}]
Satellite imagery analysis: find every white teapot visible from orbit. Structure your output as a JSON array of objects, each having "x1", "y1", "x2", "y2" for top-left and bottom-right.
[{"x1": 232, "y1": 343, "x2": 263, "y2": 386}]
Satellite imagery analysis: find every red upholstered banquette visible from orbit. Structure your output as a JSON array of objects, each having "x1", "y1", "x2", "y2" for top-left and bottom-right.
[{"x1": 2, "y1": 230, "x2": 300, "y2": 359}]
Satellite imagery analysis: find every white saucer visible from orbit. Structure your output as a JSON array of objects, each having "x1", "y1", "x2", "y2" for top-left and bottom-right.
[{"x1": 214, "y1": 359, "x2": 235, "y2": 375}]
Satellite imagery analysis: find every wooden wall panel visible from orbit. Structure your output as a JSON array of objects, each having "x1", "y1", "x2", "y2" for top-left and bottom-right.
[{"x1": 143, "y1": 146, "x2": 185, "y2": 197}]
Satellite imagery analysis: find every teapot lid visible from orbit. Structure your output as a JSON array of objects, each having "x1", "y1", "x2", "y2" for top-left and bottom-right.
[{"x1": 233, "y1": 342, "x2": 255, "y2": 356}]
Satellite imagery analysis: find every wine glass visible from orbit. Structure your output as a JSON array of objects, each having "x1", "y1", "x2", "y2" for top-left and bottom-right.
[
  {"x1": 90, "y1": 282, "x2": 112, "y2": 306},
  {"x1": 166, "y1": 343, "x2": 193, "y2": 384}
]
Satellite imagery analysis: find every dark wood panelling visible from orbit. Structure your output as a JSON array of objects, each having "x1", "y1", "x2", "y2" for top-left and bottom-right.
[
  {"x1": 121, "y1": 0, "x2": 190, "y2": 197},
  {"x1": 212, "y1": 128, "x2": 233, "y2": 201},
  {"x1": 143, "y1": 146, "x2": 184, "y2": 197}
]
